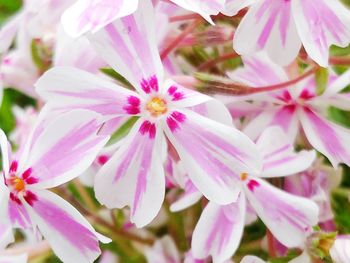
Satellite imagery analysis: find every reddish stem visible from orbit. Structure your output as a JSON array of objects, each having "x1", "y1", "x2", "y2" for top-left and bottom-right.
[
  {"x1": 204, "y1": 66, "x2": 318, "y2": 95},
  {"x1": 198, "y1": 51, "x2": 239, "y2": 71},
  {"x1": 160, "y1": 19, "x2": 202, "y2": 60},
  {"x1": 169, "y1": 14, "x2": 202, "y2": 23},
  {"x1": 329, "y1": 56, "x2": 350, "y2": 65},
  {"x1": 267, "y1": 229, "x2": 277, "y2": 257}
]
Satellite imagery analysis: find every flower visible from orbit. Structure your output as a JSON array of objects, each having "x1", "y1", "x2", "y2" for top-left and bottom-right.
[
  {"x1": 233, "y1": 0, "x2": 350, "y2": 66},
  {"x1": 190, "y1": 127, "x2": 318, "y2": 262},
  {"x1": 227, "y1": 52, "x2": 350, "y2": 168},
  {"x1": 36, "y1": 0, "x2": 262, "y2": 227},
  {"x1": 0, "y1": 109, "x2": 110, "y2": 263}
]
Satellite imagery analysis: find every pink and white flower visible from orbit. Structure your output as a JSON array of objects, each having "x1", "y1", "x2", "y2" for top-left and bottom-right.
[
  {"x1": 36, "y1": 0, "x2": 262, "y2": 227},
  {"x1": 233, "y1": 0, "x2": 350, "y2": 66},
  {"x1": 0, "y1": 109, "x2": 110, "y2": 263},
  {"x1": 145, "y1": 236, "x2": 180, "y2": 263},
  {"x1": 227, "y1": 53, "x2": 350, "y2": 168},
  {"x1": 190, "y1": 127, "x2": 318, "y2": 262}
]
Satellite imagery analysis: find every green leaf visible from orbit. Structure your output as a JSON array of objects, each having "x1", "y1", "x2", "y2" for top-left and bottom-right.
[
  {"x1": 107, "y1": 117, "x2": 139, "y2": 146},
  {"x1": 315, "y1": 68, "x2": 328, "y2": 96},
  {"x1": 100, "y1": 67, "x2": 133, "y2": 89}
]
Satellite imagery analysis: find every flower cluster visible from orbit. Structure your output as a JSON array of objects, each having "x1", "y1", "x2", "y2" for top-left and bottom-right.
[{"x1": 0, "y1": 0, "x2": 350, "y2": 262}]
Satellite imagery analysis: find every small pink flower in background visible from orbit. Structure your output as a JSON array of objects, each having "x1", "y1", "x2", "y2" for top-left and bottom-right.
[
  {"x1": 285, "y1": 160, "x2": 342, "y2": 226},
  {"x1": 0, "y1": 110, "x2": 110, "y2": 263},
  {"x1": 10, "y1": 106, "x2": 38, "y2": 146},
  {"x1": 330, "y1": 235, "x2": 350, "y2": 263},
  {"x1": 145, "y1": 236, "x2": 180, "y2": 263},
  {"x1": 36, "y1": 0, "x2": 262, "y2": 227},
  {"x1": 190, "y1": 127, "x2": 318, "y2": 262},
  {"x1": 233, "y1": 0, "x2": 350, "y2": 66},
  {"x1": 0, "y1": 0, "x2": 72, "y2": 54},
  {"x1": 227, "y1": 52, "x2": 350, "y2": 168}
]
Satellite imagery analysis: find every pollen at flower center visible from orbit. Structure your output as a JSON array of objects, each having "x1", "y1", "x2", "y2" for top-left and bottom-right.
[
  {"x1": 240, "y1": 172, "x2": 248, "y2": 181},
  {"x1": 146, "y1": 97, "x2": 168, "y2": 117},
  {"x1": 9, "y1": 177, "x2": 26, "y2": 192}
]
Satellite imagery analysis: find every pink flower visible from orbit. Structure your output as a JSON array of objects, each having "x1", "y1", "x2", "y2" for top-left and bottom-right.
[
  {"x1": 233, "y1": 0, "x2": 350, "y2": 66},
  {"x1": 284, "y1": 161, "x2": 342, "y2": 224},
  {"x1": 190, "y1": 127, "x2": 318, "y2": 262},
  {"x1": 228, "y1": 52, "x2": 350, "y2": 168},
  {"x1": 145, "y1": 236, "x2": 180, "y2": 263},
  {"x1": 0, "y1": 110, "x2": 110, "y2": 263},
  {"x1": 36, "y1": 0, "x2": 261, "y2": 227}
]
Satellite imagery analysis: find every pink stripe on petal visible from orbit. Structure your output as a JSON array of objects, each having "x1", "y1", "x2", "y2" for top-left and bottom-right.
[
  {"x1": 32, "y1": 197, "x2": 98, "y2": 252},
  {"x1": 245, "y1": 178, "x2": 319, "y2": 247},
  {"x1": 301, "y1": 107, "x2": 350, "y2": 167}
]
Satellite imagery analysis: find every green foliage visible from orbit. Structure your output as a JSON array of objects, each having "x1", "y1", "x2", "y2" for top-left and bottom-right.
[
  {"x1": 0, "y1": 88, "x2": 35, "y2": 134},
  {"x1": 0, "y1": 0, "x2": 22, "y2": 24},
  {"x1": 107, "y1": 117, "x2": 139, "y2": 146}
]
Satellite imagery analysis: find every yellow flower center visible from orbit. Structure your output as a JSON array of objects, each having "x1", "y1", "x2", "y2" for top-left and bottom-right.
[
  {"x1": 240, "y1": 172, "x2": 248, "y2": 181},
  {"x1": 11, "y1": 177, "x2": 26, "y2": 192},
  {"x1": 146, "y1": 97, "x2": 167, "y2": 117}
]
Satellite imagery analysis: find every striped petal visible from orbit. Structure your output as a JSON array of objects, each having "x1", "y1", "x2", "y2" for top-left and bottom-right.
[
  {"x1": 25, "y1": 190, "x2": 108, "y2": 263},
  {"x1": 243, "y1": 106, "x2": 299, "y2": 141},
  {"x1": 35, "y1": 67, "x2": 138, "y2": 118},
  {"x1": 234, "y1": 0, "x2": 301, "y2": 66},
  {"x1": 191, "y1": 195, "x2": 245, "y2": 262},
  {"x1": 88, "y1": 0, "x2": 163, "y2": 91},
  {"x1": 164, "y1": 109, "x2": 262, "y2": 205},
  {"x1": 23, "y1": 110, "x2": 109, "y2": 189},
  {"x1": 257, "y1": 126, "x2": 316, "y2": 178},
  {"x1": 61, "y1": 0, "x2": 139, "y2": 37},
  {"x1": 244, "y1": 178, "x2": 319, "y2": 247},
  {"x1": 292, "y1": 0, "x2": 350, "y2": 67},
  {"x1": 94, "y1": 118, "x2": 165, "y2": 227},
  {"x1": 299, "y1": 107, "x2": 350, "y2": 168}
]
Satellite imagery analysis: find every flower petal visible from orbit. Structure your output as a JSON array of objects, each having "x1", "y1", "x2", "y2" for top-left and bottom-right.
[
  {"x1": 24, "y1": 110, "x2": 109, "y2": 189},
  {"x1": 0, "y1": 129, "x2": 10, "y2": 178},
  {"x1": 257, "y1": 126, "x2": 316, "y2": 177},
  {"x1": 170, "y1": 0, "x2": 226, "y2": 24},
  {"x1": 240, "y1": 256, "x2": 266, "y2": 263},
  {"x1": 330, "y1": 236, "x2": 350, "y2": 263},
  {"x1": 191, "y1": 195, "x2": 245, "y2": 262},
  {"x1": 0, "y1": 13, "x2": 21, "y2": 53},
  {"x1": 243, "y1": 106, "x2": 299, "y2": 141},
  {"x1": 25, "y1": 190, "x2": 106, "y2": 263},
  {"x1": 88, "y1": 0, "x2": 163, "y2": 90},
  {"x1": 299, "y1": 107, "x2": 350, "y2": 167},
  {"x1": 244, "y1": 178, "x2": 319, "y2": 247},
  {"x1": 164, "y1": 110, "x2": 262, "y2": 205},
  {"x1": 0, "y1": 254, "x2": 28, "y2": 263},
  {"x1": 234, "y1": 0, "x2": 301, "y2": 66},
  {"x1": 61, "y1": 0, "x2": 139, "y2": 37},
  {"x1": 292, "y1": 0, "x2": 350, "y2": 67},
  {"x1": 35, "y1": 67, "x2": 137, "y2": 118},
  {"x1": 0, "y1": 222, "x2": 13, "y2": 249},
  {"x1": 94, "y1": 118, "x2": 165, "y2": 227}
]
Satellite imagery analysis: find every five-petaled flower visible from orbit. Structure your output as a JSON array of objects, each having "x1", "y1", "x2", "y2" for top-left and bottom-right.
[
  {"x1": 36, "y1": 0, "x2": 262, "y2": 227},
  {"x1": 0, "y1": 110, "x2": 110, "y2": 263}
]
